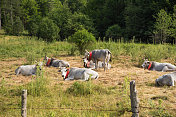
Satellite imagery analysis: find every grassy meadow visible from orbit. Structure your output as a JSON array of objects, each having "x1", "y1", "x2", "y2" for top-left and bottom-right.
[{"x1": 0, "y1": 33, "x2": 176, "y2": 117}]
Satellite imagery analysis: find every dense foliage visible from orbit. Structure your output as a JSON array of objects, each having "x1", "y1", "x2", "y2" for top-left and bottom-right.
[
  {"x1": 0, "y1": 0, "x2": 176, "y2": 43},
  {"x1": 68, "y1": 29, "x2": 96, "y2": 54}
]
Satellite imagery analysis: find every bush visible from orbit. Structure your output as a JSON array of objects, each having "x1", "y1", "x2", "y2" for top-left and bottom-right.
[
  {"x1": 66, "y1": 82, "x2": 92, "y2": 96},
  {"x1": 68, "y1": 29, "x2": 96, "y2": 54},
  {"x1": 105, "y1": 24, "x2": 122, "y2": 40},
  {"x1": 38, "y1": 17, "x2": 60, "y2": 42}
]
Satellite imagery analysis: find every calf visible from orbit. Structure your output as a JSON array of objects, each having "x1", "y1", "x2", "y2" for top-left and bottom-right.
[
  {"x1": 84, "y1": 49, "x2": 112, "y2": 71},
  {"x1": 83, "y1": 58, "x2": 111, "y2": 69},
  {"x1": 59, "y1": 67, "x2": 99, "y2": 81},
  {"x1": 155, "y1": 72, "x2": 176, "y2": 86},
  {"x1": 44, "y1": 56, "x2": 70, "y2": 68},
  {"x1": 141, "y1": 59, "x2": 176, "y2": 72},
  {"x1": 15, "y1": 62, "x2": 43, "y2": 76}
]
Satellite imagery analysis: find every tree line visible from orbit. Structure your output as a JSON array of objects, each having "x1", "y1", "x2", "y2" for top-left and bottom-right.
[{"x1": 0, "y1": 0, "x2": 176, "y2": 43}]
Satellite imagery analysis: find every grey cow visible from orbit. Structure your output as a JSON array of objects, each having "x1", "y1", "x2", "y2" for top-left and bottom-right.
[
  {"x1": 59, "y1": 67, "x2": 99, "y2": 81},
  {"x1": 84, "y1": 49, "x2": 112, "y2": 71},
  {"x1": 83, "y1": 58, "x2": 111, "y2": 69},
  {"x1": 15, "y1": 62, "x2": 43, "y2": 76},
  {"x1": 44, "y1": 56, "x2": 70, "y2": 68},
  {"x1": 141, "y1": 59, "x2": 176, "y2": 72},
  {"x1": 156, "y1": 72, "x2": 176, "y2": 86}
]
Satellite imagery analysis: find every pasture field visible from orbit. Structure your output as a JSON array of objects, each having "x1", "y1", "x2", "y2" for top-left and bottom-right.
[{"x1": 0, "y1": 34, "x2": 176, "y2": 117}]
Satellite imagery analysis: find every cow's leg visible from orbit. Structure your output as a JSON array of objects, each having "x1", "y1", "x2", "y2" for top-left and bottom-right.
[
  {"x1": 95, "y1": 60, "x2": 98, "y2": 70},
  {"x1": 162, "y1": 66, "x2": 175, "y2": 72},
  {"x1": 162, "y1": 66, "x2": 169, "y2": 72},
  {"x1": 65, "y1": 76, "x2": 74, "y2": 80},
  {"x1": 83, "y1": 72, "x2": 89, "y2": 81},
  {"x1": 15, "y1": 67, "x2": 21, "y2": 76},
  {"x1": 171, "y1": 77, "x2": 175, "y2": 86},
  {"x1": 103, "y1": 59, "x2": 106, "y2": 71}
]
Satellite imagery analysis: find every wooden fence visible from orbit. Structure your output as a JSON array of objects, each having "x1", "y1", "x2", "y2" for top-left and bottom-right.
[{"x1": 20, "y1": 80, "x2": 139, "y2": 117}]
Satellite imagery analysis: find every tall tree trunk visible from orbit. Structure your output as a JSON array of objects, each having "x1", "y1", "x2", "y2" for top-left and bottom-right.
[
  {"x1": 10, "y1": 0, "x2": 13, "y2": 25},
  {"x1": 0, "y1": 7, "x2": 1, "y2": 30},
  {"x1": 0, "y1": 0, "x2": 1, "y2": 30}
]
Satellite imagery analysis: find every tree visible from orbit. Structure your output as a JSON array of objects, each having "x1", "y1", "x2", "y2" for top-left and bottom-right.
[
  {"x1": 21, "y1": 0, "x2": 39, "y2": 29},
  {"x1": 2, "y1": 0, "x2": 24, "y2": 35},
  {"x1": 153, "y1": 9, "x2": 172, "y2": 43},
  {"x1": 169, "y1": 5, "x2": 176, "y2": 43},
  {"x1": 0, "y1": 0, "x2": 2, "y2": 30},
  {"x1": 13, "y1": 16, "x2": 24, "y2": 35},
  {"x1": 49, "y1": 1, "x2": 72, "y2": 39},
  {"x1": 38, "y1": 17, "x2": 60, "y2": 42},
  {"x1": 68, "y1": 29, "x2": 96, "y2": 54},
  {"x1": 65, "y1": 0, "x2": 87, "y2": 13}
]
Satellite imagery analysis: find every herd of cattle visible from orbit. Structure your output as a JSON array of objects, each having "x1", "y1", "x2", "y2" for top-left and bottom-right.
[{"x1": 15, "y1": 49, "x2": 176, "y2": 87}]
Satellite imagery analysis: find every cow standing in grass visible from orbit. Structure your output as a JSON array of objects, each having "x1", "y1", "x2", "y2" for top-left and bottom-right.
[
  {"x1": 44, "y1": 56, "x2": 70, "y2": 68},
  {"x1": 141, "y1": 59, "x2": 176, "y2": 72},
  {"x1": 84, "y1": 49, "x2": 112, "y2": 71}
]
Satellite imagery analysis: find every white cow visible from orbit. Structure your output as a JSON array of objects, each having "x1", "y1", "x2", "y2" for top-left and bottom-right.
[
  {"x1": 155, "y1": 72, "x2": 176, "y2": 86},
  {"x1": 15, "y1": 62, "x2": 43, "y2": 76},
  {"x1": 84, "y1": 49, "x2": 112, "y2": 71},
  {"x1": 141, "y1": 59, "x2": 176, "y2": 72},
  {"x1": 83, "y1": 58, "x2": 111, "y2": 69},
  {"x1": 44, "y1": 56, "x2": 70, "y2": 68},
  {"x1": 59, "y1": 67, "x2": 99, "y2": 81}
]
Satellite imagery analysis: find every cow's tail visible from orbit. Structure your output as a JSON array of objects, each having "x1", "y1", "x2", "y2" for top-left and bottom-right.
[
  {"x1": 15, "y1": 67, "x2": 21, "y2": 75},
  {"x1": 108, "y1": 50, "x2": 112, "y2": 62}
]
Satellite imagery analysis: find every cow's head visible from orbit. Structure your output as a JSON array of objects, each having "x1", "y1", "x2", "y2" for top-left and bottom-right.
[
  {"x1": 83, "y1": 58, "x2": 89, "y2": 68},
  {"x1": 84, "y1": 50, "x2": 90, "y2": 59},
  {"x1": 35, "y1": 61, "x2": 43, "y2": 71},
  {"x1": 58, "y1": 67, "x2": 69, "y2": 80},
  {"x1": 44, "y1": 55, "x2": 49, "y2": 61},
  {"x1": 141, "y1": 59, "x2": 150, "y2": 69}
]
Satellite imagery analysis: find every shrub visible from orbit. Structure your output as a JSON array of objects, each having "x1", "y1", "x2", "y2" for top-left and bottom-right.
[
  {"x1": 105, "y1": 24, "x2": 122, "y2": 40},
  {"x1": 149, "y1": 99, "x2": 173, "y2": 117},
  {"x1": 68, "y1": 29, "x2": 96, "y2": 54},
  {"x1": 38, "y1": 17, "x2": 60, "y2": 42},
  {"x1": 66, "y1": 82, "x2": 92, "y2": 96}
]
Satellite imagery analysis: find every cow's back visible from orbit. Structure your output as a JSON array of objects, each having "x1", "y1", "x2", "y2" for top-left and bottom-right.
[
  {"x1": 154, "y1": 62, "x2": 176, "y2": 71},
  {"x1": 92, "y1": 49, "x2": 107, "y2": 61},
  {"x1": 20, "y1": 65, "x2": 36, "y2": 75}
]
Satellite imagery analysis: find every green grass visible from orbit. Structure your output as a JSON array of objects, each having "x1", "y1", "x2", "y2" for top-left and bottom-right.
[
  {"x1": 0, "y1": 36, "x2": 176, "y2": 66},
  {"x1": 0, "y1": 35, "x2": 176, "y2": 117}
]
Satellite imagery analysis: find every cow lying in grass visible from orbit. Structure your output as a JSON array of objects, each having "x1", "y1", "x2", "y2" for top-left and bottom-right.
[
  {"x1": 15, "y1": 62, "x2": 43, "y2": 76},
  {"x1": 44, "y1": 56, "x2": 70, "y2": 68},
  {"x1": 83, "y1": 58, "x2": 111, "y2": 69},
  {"x1": 141, "y1": 59, "x2": 176, "y2": 72},
  {"x1": 155, "y1": 72, "x2": 176, "y2": 86},
  {"x1": 84, "y1": 49, "x2": 112, "y2": 71},
  {"x1": 59, "y1": 67, "x2": 99, "y2": 81}
]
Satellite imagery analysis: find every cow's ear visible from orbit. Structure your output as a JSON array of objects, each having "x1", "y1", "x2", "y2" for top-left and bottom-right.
[
  {"x1": 85, "y1": 49, "x2": 89, "y2": 53},
  {"x1": 58, "y1": 70, "x2": 61, "y2": 72}
]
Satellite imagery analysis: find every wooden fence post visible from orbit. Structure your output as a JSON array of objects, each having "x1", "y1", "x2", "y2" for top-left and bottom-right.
[
  {"x1": 21, "y1": 90, "x2": 27, "y2": 117},
  {"x1": 130, "y1": 81, "x2": 139, "y2": 117}
]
